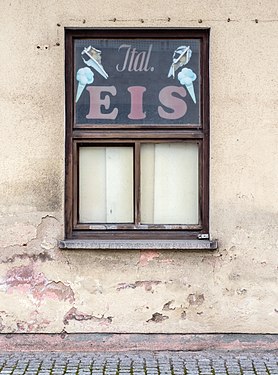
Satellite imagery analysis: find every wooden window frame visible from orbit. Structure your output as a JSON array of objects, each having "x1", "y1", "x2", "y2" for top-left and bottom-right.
[{"x1": 63, "y1": 28, "x2": 213, "y2": 248}]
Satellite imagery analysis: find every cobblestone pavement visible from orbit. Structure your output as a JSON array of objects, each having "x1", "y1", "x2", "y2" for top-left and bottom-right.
[{"x1": 0, "y1": 351, "x2": 277, "y2": 374}]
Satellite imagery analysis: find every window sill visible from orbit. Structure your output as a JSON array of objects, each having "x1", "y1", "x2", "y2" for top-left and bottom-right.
[{"x1": 59, "y1": 239, "x2": 218, "y2": 250}]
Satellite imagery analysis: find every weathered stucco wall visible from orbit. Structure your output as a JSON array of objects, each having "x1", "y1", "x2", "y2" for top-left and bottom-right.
[{"x1": 0, "y1": 0, "x2": 277, "y2": 333}]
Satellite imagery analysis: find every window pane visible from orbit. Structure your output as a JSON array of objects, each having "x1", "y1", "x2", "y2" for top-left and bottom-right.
[
  {"x1": 79, "y1": 147, "x2": 133, "y2": 223},
  {"x1": 74, "y1": 39, "x2": 201, "y2": 126},
  {"x1": 141, "y1": 143, "x2": 199, "y2": 224}
]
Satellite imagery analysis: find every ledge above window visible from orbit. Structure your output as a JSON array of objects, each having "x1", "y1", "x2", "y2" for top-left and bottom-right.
[{"x1": 59, "y1": 239, "x2": 218, "y2": 250}]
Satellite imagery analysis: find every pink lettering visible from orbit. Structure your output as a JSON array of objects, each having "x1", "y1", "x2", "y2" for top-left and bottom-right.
[
  {"x1": 127, "y1": 86, "x2": 146, "y2": 120},
  {"x1": 158, "y1": 86, "x2": 187, "y2": 120},
  {"x1": 86, "y1": 86, "x2": 118, "y2": 120}
]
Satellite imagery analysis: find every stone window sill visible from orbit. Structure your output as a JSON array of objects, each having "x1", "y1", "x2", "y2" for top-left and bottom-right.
[{"x1": 59, "y1": 239, "x2": 218, "y2": 250}]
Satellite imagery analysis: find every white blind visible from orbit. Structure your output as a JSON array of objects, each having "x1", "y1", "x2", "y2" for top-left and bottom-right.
[
  {"x1": 141, "y1": 143, "x2": 199, "y2": 224},
  {"x1": 79, "y1": 147, "x2": 133, "y2": 223},
  {"x1": 79, "y1": 144, "x2": 198, "y2": 225}
]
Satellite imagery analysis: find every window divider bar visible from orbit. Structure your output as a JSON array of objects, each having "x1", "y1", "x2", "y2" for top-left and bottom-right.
[
  {"x1": 72, "y1": 130, "x2": 204, "y2": 140},
  {"x1": 134, "y1": 142, "x2": 141, "y2": 226}
]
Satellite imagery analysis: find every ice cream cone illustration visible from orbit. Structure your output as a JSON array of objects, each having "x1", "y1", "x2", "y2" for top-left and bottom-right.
[
  {"x1": 168, "y1": 46, "x2": 192, "y2": 78},
  {"x1": 76, "y1": 67, "x2": 94, "y2": 103},
  {"x1": 184, "y1": 83, "x2": 196, "y2": 104},
  {"x1": 177, "y1": 68, "x2": 197, "y2": 104},
  {"x1": 82, "y1": 46, "x2": 108, "y2": 79},
  {"x1": 76, "y1": 83, "x2": 86, "y2": 103}
]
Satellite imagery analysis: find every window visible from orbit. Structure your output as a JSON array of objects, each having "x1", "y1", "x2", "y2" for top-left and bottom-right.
[{"x1": 62, "y1": 28, "x2": 216, "y2": 250}]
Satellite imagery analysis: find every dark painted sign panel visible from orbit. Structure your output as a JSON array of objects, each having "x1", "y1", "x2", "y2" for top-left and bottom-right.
[{"x1": 74, "y1": 39, "x2": 200, "y2": 125}]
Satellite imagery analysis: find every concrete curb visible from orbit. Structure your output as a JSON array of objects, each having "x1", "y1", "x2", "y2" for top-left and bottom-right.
[{"x1": 0, "y1": 333, "x2": 277, "y2": 352}]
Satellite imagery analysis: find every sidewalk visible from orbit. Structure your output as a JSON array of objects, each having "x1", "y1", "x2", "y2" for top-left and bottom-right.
[{"x1": 0, "y1": 350, "x2": 277, "y2": 374}]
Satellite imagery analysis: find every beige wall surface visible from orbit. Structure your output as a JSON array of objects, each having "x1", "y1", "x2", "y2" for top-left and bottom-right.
[{"x1": 0, "y1": 0, "x2": 277, "y2": 333}]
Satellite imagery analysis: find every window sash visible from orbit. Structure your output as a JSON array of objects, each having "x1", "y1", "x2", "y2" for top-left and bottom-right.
[
  {"x1": 73, "y1": 37, "x2": 202, "y2": 129},
  {"x1": 74, "y1": 139, "x2": 203, "y2": 231}
]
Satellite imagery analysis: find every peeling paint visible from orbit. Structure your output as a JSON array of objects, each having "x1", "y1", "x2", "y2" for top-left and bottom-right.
[
  {"x1": 138, "y1": 251, "x2": 160, "y2": 266},
  {"x1": 5, "y1": 264, "x2": 38, "y2": 288},
  {"x1": 147, "y1": 312, "x2": 169, "y2": 323},
  {"x1": 40, "y1": 239, "x2": 56, "y2": 250},
  {"x1": 4, "y1": 264, "x2": 74, "y2": 304},
  {"x1": 16, "y1": 311, "x2": 50, "y2": 332},
  {"x1": 1, "y1": 215, "x2": 60, "y2": 249},
  {"x1": 33, "y1": 281, "x2": 75, "y2": 303},
  {"x1": 63, "y1": 307, "x2": 113, "y2": 325},
  {"x1": 162, "y1": 300, "x2": 175, "y2": 311},
  {"x1": 117, "y1": 280, "x2": 161, "y2": 292}
]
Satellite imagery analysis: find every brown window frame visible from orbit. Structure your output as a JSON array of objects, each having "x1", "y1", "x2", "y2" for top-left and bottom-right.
[{"x1": 64, "y1": 28, "x2": 210, "y2": 244}]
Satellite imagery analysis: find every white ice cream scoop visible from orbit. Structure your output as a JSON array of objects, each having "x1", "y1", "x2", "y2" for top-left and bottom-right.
[
  {"x1": 178, "y1": 68, "x2": 197, "y2": 104},
  {"x1": 76, "y1": 67, "x2": 94, "y2": 102}
]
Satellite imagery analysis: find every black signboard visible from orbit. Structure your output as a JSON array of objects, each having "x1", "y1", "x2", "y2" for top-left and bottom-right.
[{"x1": 74, "y1": 39, "x2": 200, "y2": 126}]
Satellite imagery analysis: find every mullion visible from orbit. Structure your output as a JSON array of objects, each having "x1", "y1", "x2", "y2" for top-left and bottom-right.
[{"x1": 134, "y1": 142, "x2": 141, "y2": 226}]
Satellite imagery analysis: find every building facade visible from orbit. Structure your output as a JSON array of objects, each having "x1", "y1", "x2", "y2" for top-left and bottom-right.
[{"x1": 0, "y1": 0, "x2": 277, "y2": 334}]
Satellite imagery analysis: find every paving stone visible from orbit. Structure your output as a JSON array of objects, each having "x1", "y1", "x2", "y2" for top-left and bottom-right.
[
  {"x1": 1, "y1": 369, "x2": 14, "y2": 372},
  {"x1": 0, "y1": 351, "x2": 277, "y2": 375}
]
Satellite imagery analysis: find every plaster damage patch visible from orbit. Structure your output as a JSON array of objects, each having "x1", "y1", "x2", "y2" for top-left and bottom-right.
[
  {"x1": 0, "y1": 317, "x2": 4, "y2": 332},
  {"x1": 117, "y1": 280, "x2": 161, "y2": 292},
  {"x1": 63, "y1": 307, "x2": 113, "y2": 325},
  {"x1": 139, "y1": 251, "x2": 160, "y2": 266},
  {"x1": 162, "y1": 300, "x2": 176, "y2": 311},
  {"x1": 187, "y1": 293, "x2": 205, "y2": 306},
  {"x1": 1, "y1": 251, "x2": 53, "y2": 264},
  {"x1": 3, "y1": 264, "x2": 74, "y2": 304},
  {"x1": 0, "y1": 215, "x2": 60, "y2": 265},
  {"x1": 16, "y1": 310, "x2": 50, "y2": 332},
  {"x1": 0, "y1": 222, "x2": 37, "y2": 248},
  {"x1": 33, "y1": 281, "x2": 74, "y2": 303},
  {"x1": 147, "y1": 312, "x2": 169, "y2": 323}
]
